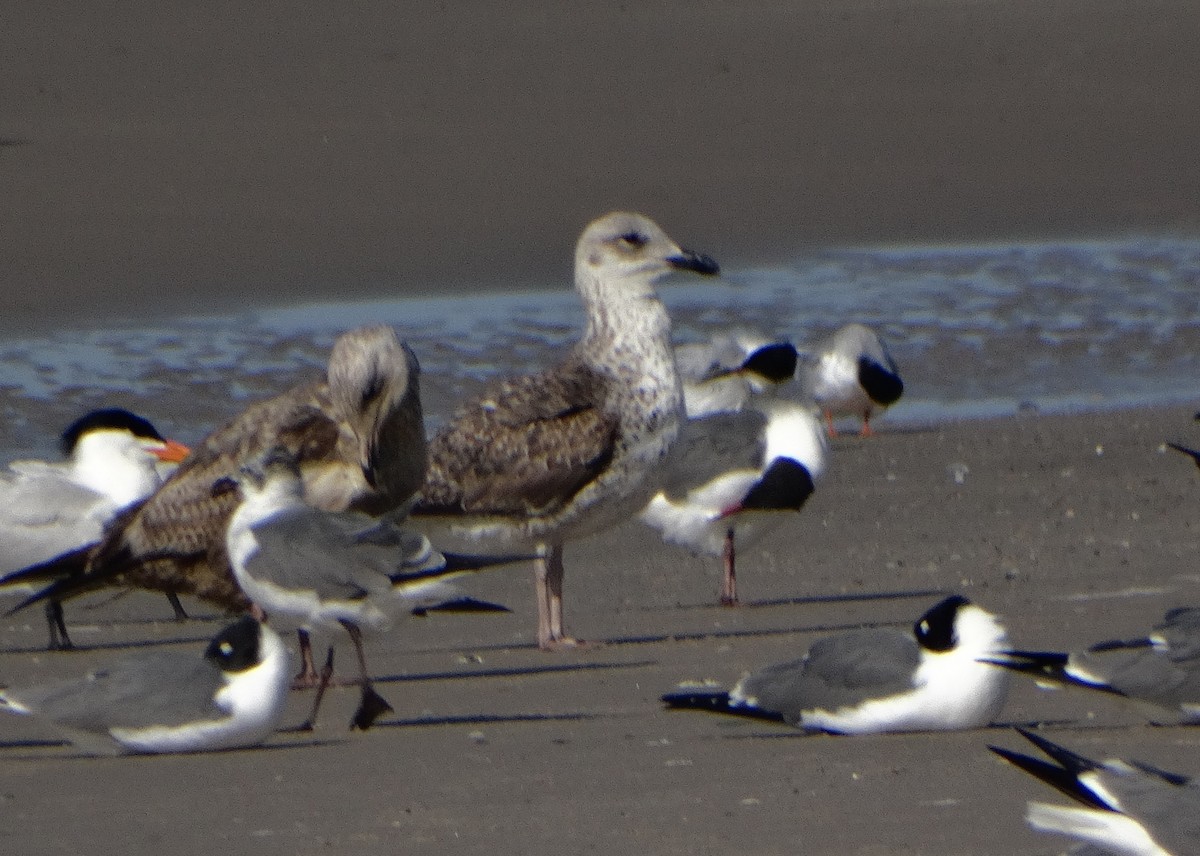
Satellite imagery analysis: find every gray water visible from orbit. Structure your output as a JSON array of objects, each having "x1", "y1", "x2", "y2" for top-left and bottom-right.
[{"x1": 2, "y1": 234, "x2": 1198, "y2": 459}]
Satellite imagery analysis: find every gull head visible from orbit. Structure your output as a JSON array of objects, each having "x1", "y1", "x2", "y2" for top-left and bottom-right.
[
  {"x1": 575, "y1": 211, "x2": 719, "y2": 302},
  {"x1": 326, "y1": 325, "x2": 428, "y2": 503}
]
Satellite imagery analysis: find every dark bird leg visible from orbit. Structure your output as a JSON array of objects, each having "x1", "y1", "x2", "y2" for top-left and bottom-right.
[
  {"x1": 297, "y1": 646, "x2": 336, "y2": 732},
  {"x1": 166, "y1": 592, "x2": 189, "y2": 620},
  {"x1": 45, "y1": 600, "x2": 72, "y2": 651},
  {"x1": 342, "y1": 620, "x2": 393, "y2": 730},
  {"x1": 860, "y1": 410, "x2": 875, "y2": 437},
  {"x1": 720, "y1": 526, "x2": 739, "y2": 607},
  {"x1": 292, "y1": 628, "x2": 323, "y2": 689}
]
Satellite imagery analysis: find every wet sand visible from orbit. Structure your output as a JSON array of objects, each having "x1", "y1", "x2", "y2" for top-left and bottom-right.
[
  {"x1": 4, "y1": 1, "x2": 1200, "y2": 332},
  {"x1": 3, "y1": 404, "x2": 1200, "y2": 854}
]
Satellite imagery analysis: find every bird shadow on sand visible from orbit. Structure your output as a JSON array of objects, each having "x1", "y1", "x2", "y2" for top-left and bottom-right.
[
  {"x1": 0, "y1": 632, "x2": 221, "y2": 657},
  {"x1": 373, "y1": 659, "x2": 657, "y2": 686},
  {"x1": 0, "y1": 734, "x2": 343, "y2": 760},
  {"x1": 373, "y1": 710, "x2": 604, "y2": 730},
  {"x1": 663, "y1": 587, "x2": 950, "y2": 613}
]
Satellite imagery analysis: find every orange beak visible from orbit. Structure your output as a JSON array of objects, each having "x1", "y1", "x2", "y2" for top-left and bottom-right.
[{"x1": 152, "y1": 439, "x2": 191, "y2": 464}]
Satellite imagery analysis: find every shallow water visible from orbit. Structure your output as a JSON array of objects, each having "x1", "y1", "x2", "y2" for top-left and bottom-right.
[{"x1": 2, "y1": 234, "x2": 1198, "y2": 459}]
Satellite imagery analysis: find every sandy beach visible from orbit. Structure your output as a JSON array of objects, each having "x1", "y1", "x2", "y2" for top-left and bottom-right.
[
  {"x1": 4, "y1": 1, "x2": 1200, "y2": 332},
  {"x1": 3, "y1": 1, "x2": 1200, "y2": 853},
  {"x1": 3, "y1": 404, "x2": 1200, "y2": 855}
]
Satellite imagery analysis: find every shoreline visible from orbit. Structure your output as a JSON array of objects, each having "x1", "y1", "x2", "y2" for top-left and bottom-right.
[{"x1": 5, "y1": 1, "x2": 1200, "y2": 331}]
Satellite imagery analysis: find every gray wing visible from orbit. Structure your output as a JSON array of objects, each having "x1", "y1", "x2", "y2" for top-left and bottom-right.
[
  {"x1": 0, "y1": 475, "x2": 111, "y2": 575},
  {"x1": 657, "y1": 411, "x2": 767, "y2": 498},
  {"x1": 6, "y1": 651, "x2": 225, "y2": 733},
  {"x1": 245, "y1": 506, "x2": 442, "y2": 600},
  {"x1": 736, "y1": 629, "x2": 919, "y2": 724},
  {"x1": 1074, "y1": 608, "x2": 1200, "y2": 713},
  {"x1": 245, "y1": 507, "x2": 400, "y2": 601}
]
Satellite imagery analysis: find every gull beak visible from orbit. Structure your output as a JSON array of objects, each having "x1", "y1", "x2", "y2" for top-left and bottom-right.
[{"x1": 667, "y1": 248, "x2": 720, "y2": 276}]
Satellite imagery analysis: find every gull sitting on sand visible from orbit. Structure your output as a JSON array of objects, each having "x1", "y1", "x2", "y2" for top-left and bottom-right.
[
  {"x1": 990, "y1": 727, "x2": 1200, "y2": 856},
  {"x1": 640, "y1": 334, "x2": 828, "y2": 605},
  {"x1": 0, "y1": 615, "x2": 290, "y2": 755},
  {"x1": 222, "y1": 449, "x2": 466, "y2": 731},
  {"x1": 0, "y1": 408, "x2": 191, "y2": 649},
  {"x1": 797, "y1": 323, "x2": 904, "y2": 436},
  {"x1": 7, "y1": 326, "x2": 428, "y2": 679},
  {"x1": 987, "y1": 607, "x2": 1200, "y2": 725},
  {"x1": 412, "y1": 211, "x2": 719, "y2": 650},
  {"x1": 662, "y1": 595, "x2": 1010, "y2": 733}
]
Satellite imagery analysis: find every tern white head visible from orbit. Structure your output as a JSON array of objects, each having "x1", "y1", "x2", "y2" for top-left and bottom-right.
[
  {"x1": 0, "y1": 408, "x2": 191, "y2": 648},
  {"x1": 663, "y1": 595, "x2": 1010, "y2": 733},
  {"x1": 0, "y1": 615, "x2": 290, "y2": 755}
]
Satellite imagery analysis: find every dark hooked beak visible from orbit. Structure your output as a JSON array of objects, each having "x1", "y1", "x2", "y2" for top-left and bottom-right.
[{"x1": 667, "y1": 248, "x2": 720, "y2": 276}]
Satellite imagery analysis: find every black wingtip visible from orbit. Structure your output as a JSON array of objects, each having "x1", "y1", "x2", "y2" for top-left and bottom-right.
[
  {"x1": 661, "y1": 689, "x2": 786, "y2": 723},
  {"x1": 439, "y1": 552, "x2": 539, "y2": 573},
  {"x1": 739, "y1": 342, "x2": 799, "y2": 384},
  {"x1": 983, "y1": 649, "x2": 1071, "y2": 675},
  {"x1": 988, "y1": 728, "x2": 1114, "y2": 811},
  {"x1": 1167, "y1": 441, "x2": 1200, "y2": 469},
  {"x1": 411, "y1": 597, "x2": 512, "y2": 616}
]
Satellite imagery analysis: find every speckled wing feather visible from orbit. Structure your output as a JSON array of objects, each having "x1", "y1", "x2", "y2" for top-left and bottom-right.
[{"x1": 419, "y1": 361, "x2": 618, "y2": 517}]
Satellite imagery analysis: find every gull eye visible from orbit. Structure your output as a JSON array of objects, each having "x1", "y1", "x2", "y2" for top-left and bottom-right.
[{"x1": 616, "y1": 231, "x2": 647, "y2": 250}]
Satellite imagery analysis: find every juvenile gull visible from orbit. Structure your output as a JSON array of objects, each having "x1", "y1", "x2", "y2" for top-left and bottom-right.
[
  {"x1": 222, "y1": 451, "x2": 461, "y2": 731},
  {"x1": 662, "y1": 595, "x2": 1010, "y2": 733},
  {"x1": 990, "y1": 727, "x2": 1200, "y2": 855},
  {"x1": 413, "y1": 211, "x2": 719, "y2": 649},
  {"x1": 797, "y1": 323, "x2": 904, "y2": 436},
  {"x1": 8, "y1": 326, "x2": 427, "y2": 656},
  {"x1": 0, "y1": 615, "x2": 290, "y2": 755},
  {"x1": 988, "y1": 607, "x2": 1200, "y2": 724},
  {"x1": 0, "y1": 408, "x2": 191, "y2": 648},
  {"x1": 640, "y1": 337, "x2": 827, "y2": 604}
]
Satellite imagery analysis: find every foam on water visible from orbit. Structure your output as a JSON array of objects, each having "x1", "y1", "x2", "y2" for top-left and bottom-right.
[{"x1": 1, "y1": 235, "x2": 1197, "y2": 459}]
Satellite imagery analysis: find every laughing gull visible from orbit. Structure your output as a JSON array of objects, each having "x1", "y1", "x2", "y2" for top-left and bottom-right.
[
  {"x1": 412, "y1": 211, "x2": 719, "y2": 649},
  {"x1": 662, "y1": 595, "x2": 1010, "y2": 733},
  {"x1": 0, "y1": 408, "x2": 190, "y2": 648},
  {"x1": 8, "y1": 326, "x2": 428, "y2": 633},
  {"x1": 797, "y1": 323, "x2": 904, "y2": 436},
  {"x1": 988, "y1": 607, "x2": 1200, "y2": 724},
  {"x1": 0, "y1": 615, "x2": 290, "y2": 755},
  {"x1": 639, "y1": 398, "x2": 827, "y2": 606},
  {"x1": 990, "y1": 728, "x2": 1200, "y2": 855},
  {"x1": 673, "y1": 332, "x2": 800, "y2": 416},
  {"x1": 223, "y1": 449, "x2": 467, "y2": 730}
]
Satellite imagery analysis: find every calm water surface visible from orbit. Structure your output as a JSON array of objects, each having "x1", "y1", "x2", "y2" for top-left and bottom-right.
[{"x1": 2, "y1": 235, "x2": 1198, "y2": 459}]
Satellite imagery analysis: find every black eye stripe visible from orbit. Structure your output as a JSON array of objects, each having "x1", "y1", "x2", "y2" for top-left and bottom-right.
[{"x1": 617, "y1": 231, "x2": 647, "y2": 248}]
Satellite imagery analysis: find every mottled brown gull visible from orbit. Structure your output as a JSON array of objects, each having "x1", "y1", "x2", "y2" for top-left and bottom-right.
[{"x1": 412, "y1": 211, "x2": 719, "y2": 649}]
